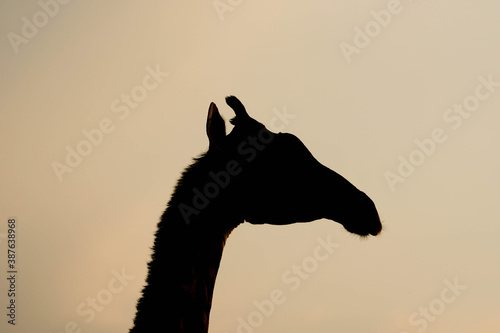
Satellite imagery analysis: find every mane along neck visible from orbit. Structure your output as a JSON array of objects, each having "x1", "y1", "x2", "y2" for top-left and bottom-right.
[{"x1": 131, "y1": 154, "x2": 238, "y2": 332}]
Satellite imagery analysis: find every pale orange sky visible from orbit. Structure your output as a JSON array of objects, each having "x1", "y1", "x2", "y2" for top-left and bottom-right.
[{"x1": 1, "y1": 1, "x2": 500, "y2": 333}]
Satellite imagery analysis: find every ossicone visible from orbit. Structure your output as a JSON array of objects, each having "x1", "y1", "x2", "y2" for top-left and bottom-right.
[{"x1": 226, "y1": 96, "x2": 250, "y2": 124}]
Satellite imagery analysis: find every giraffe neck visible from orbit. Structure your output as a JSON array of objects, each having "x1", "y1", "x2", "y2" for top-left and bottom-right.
[{"x1": 130, "y1": 208, "x2": 235, "y2": 333}]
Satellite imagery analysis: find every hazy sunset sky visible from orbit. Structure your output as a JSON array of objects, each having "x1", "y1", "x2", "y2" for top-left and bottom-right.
[{"x1": 1, "y1": 1, "x2": 499, "y2": 333}]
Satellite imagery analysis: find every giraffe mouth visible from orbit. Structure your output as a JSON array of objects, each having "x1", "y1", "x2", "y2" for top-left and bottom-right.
[
  {"x1": 342, "y1": 219, "x2": 382, "y2": 237},
  {"x1": 370, "y1": 226, "x2": 382, "y2": 236}
]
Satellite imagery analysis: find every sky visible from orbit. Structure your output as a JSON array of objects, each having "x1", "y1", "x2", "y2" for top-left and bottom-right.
[{"x1": 1, "y1": 1, "x2": 499, "y2": 332}]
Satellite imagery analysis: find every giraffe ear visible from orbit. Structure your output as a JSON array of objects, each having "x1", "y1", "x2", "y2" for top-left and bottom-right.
[{"x1": 207, "y1": 102, "x2": 226, "y2": 150}]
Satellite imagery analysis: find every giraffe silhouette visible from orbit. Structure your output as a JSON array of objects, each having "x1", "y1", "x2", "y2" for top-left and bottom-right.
[{"x1": 129, "y1": 96, "x2": 382, "y2": 332}]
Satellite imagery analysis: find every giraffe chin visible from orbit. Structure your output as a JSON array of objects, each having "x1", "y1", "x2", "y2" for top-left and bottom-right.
[{"x1": 342, "y1": 222, "x2": 382, "y2": 237}]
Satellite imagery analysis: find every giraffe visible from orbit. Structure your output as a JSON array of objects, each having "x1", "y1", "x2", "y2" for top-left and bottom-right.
[{"x1": 129, "y1": 96, "x2": 382, "y2": 332}]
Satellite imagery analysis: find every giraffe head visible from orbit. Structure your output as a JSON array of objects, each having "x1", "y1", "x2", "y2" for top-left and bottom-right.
[{"x1": 199, "y1": 96, "x2": 381, "y2": 236}]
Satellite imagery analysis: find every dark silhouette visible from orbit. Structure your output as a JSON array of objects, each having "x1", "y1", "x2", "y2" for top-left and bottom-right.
[{"x1": 130, "y1": 96, "x2": 382, "y2": 332}]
